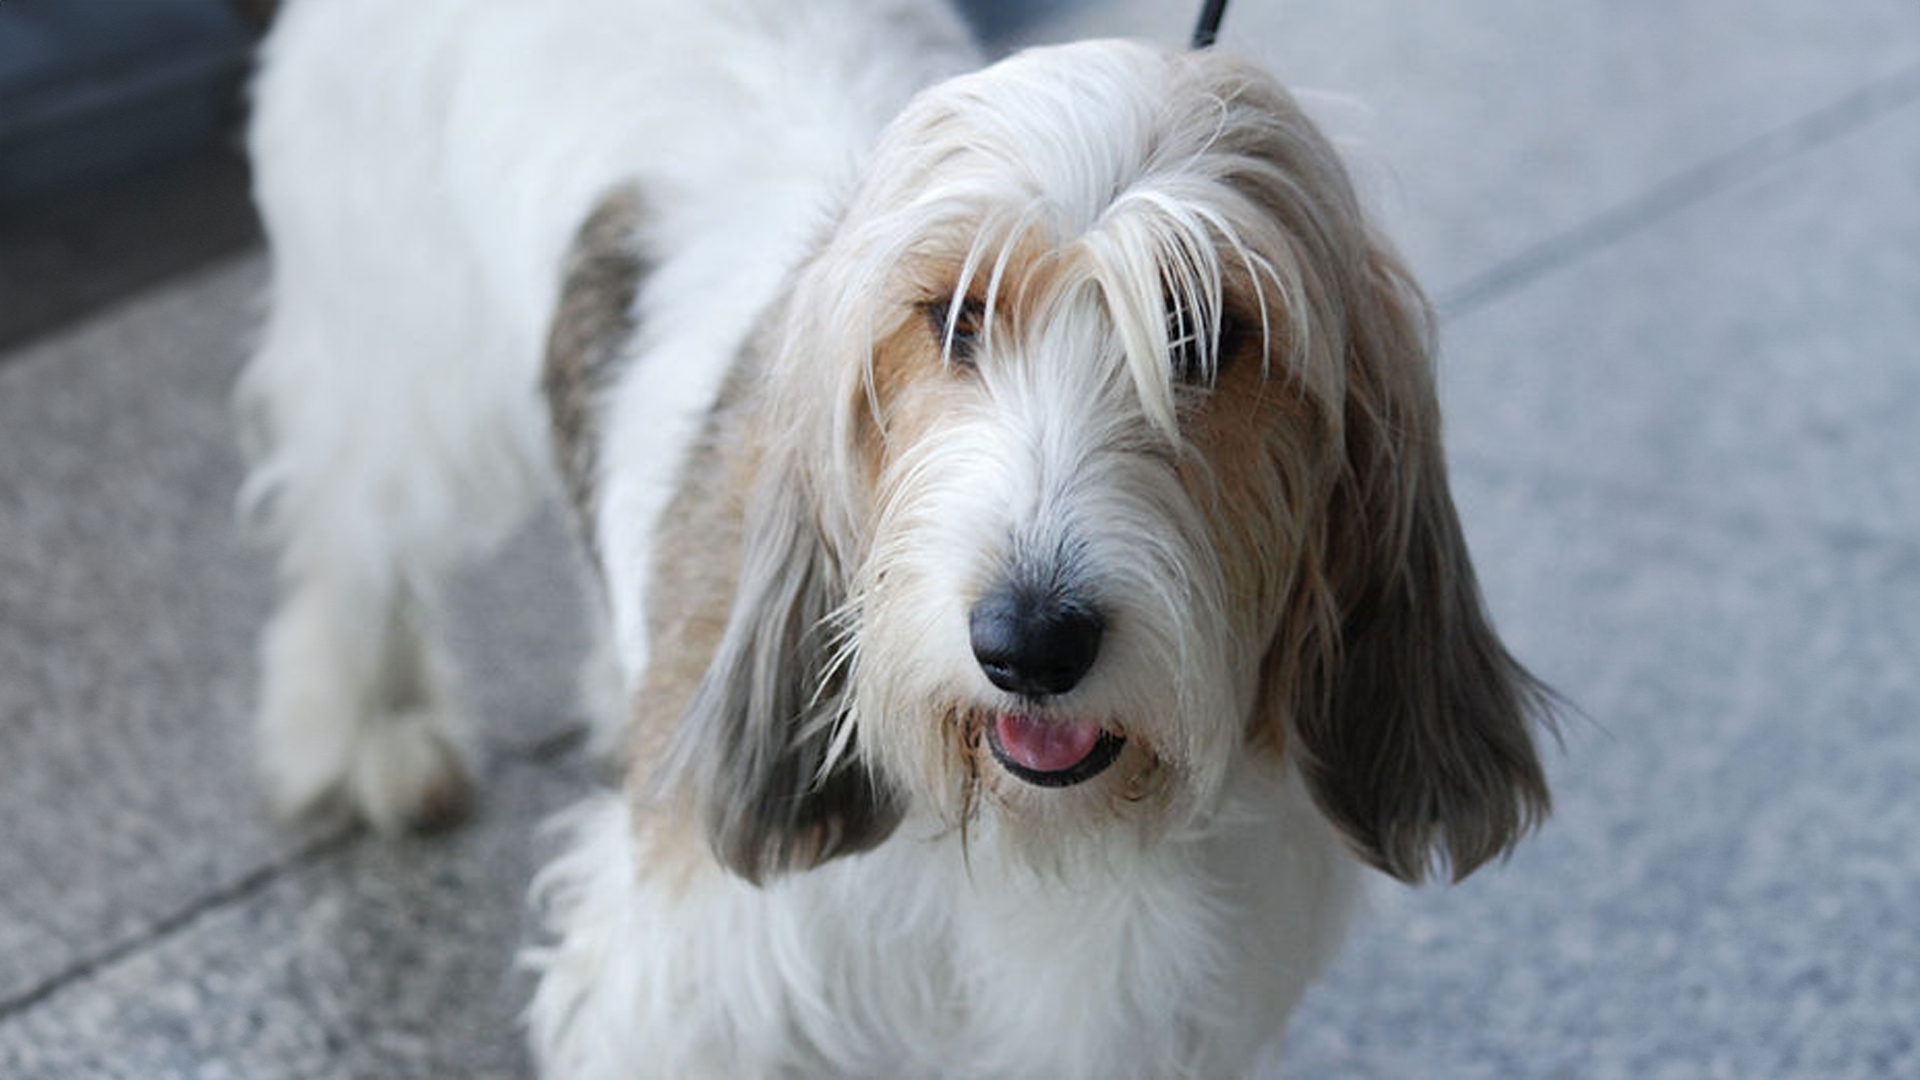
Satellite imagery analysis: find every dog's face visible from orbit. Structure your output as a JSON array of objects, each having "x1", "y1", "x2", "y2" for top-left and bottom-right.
[{"x1": 667, "y1": 41, "x2": 1549, "y2": 884}]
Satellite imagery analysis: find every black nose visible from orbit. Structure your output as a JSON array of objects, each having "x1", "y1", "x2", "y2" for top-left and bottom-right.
[{"x1": 968, "y1": 584, "x2": 1104, "y2": 697}]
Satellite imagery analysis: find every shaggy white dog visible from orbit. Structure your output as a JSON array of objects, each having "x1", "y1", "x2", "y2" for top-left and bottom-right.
[{"x1": 239, "y1": 1, "x2": 1552, "y2": 1075}]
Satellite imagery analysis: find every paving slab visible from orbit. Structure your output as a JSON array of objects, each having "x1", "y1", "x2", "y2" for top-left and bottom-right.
[
  {"x1": 0, "y1": 256, "x2": 591, "y2": 1015},
  {"x1": 1026, "y1": 0, "x2": 1920, "y2": 297},
  {"x1": 0, "y1": 761, "x2": 588, "y2": 1080},
  {"x1": 1280, "y1": 468, "x2": 1920, "y2": 1080},
  {"x1": 0, "y1": 257, "x2": 290, "y2": 1010},
  {"x1": 1439, "y1": 94, "x2": 1920, "y2": 540}
]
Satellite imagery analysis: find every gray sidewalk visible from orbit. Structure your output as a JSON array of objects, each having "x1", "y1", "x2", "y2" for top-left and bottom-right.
[{"x1": 4, "y1": 4, "x2": 1918, "y2": 1077}]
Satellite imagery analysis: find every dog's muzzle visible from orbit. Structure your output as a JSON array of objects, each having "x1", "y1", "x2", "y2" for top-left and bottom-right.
[{"x1": 969, "y1": 583, "x2": 1122, "y2": 786}]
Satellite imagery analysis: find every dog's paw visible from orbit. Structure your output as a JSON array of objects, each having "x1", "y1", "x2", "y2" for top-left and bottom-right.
[
  {"x1": 345, "y1": 705, "x2": 474, "y2": 832},
  {"x1": 261, "y1": 695, "x2": 474, "y2": 833}
]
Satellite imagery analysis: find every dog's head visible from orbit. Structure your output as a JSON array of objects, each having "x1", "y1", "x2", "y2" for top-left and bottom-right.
[{"x1": 672, "y1": 40, "x2": 1550, "y2": 884}]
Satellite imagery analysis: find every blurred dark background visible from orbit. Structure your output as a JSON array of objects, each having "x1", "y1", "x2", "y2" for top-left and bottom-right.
[{"x1": 0, "y1": 0, "x2": 263, "y2": 348}]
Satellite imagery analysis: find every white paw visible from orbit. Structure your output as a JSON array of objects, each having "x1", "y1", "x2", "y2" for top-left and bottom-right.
[
  {"x1": 261, "y1": 696, "x2": 473, "y2": 833},
  {"x1": 344, "y1": 704, "x2": 474, "y2": 831},
  {"x1": 256, "y1": 583, "x2": 476, "y2": 832}
]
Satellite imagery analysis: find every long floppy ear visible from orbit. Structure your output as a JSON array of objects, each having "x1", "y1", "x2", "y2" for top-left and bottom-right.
[
  {"x1": 1289, "y1": 243, "x2": 1552, "y2": 884},
  {"x1": 660, "y1": 437, "x2": 904, "y2": 885},
  {"x1": 645, "y1": 260, "x2": 907, "y2": 885},
  {"x1": 544, "y1": 191, "x2": 899, "y2": 883}
]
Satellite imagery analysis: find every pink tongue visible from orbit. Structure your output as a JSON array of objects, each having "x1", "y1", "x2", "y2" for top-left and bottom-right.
[{"x1": 993, "y1": 712, "x2": 1103, "y2": 773}]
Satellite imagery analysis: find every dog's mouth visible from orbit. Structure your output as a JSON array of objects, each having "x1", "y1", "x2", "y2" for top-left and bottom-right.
[{"x1": 984, "y1": 711, "x2": 1126, "y2": 788}]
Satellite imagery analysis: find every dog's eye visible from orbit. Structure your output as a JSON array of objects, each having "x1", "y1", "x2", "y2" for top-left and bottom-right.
[
  {"x1": 923, "y1": 298, "x2": 985, "y2": 366},
  {"x1": 1168, "y1": 307, "x2": 1246, "y2": 386}
]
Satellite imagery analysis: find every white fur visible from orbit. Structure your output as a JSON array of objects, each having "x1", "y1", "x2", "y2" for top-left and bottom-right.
[
  {"x1": 244, "y1": 2, "x2": 1387, "y2": 1075},
  {"x1": 527, "y1": 770, "x2": 1356, "y2": 1079}
]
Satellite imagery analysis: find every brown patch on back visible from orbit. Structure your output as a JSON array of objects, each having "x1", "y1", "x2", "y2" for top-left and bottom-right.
[{"x1": 542, "y1": 186, "x2": 652, "y2": 561}]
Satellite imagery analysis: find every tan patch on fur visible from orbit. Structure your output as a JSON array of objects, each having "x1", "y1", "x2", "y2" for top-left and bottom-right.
[
  {"x1": 860, "y1": 314, "x2": 976, "y2": 488},
  {"x1": 859, "y1": 239, "x2": 1065, "y2": 486},
  {"x1": 617, "y1": 353, "x2": 765, "y2": 886},
  {"x1": 1168, "y1": 291, "x2": 1336, "y2": 763}
]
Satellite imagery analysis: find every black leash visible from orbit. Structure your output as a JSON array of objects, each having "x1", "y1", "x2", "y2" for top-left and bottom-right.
[{"x1": 1190, "y1": 0, "x2": 1229, "y2": 48}]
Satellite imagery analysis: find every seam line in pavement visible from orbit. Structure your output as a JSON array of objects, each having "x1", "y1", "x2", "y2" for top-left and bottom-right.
[
  {"x1": 0, "y1": 725, "x2": 588, "y2": 1022},
  {"x1": 0, "y1": 828, "x2": 356, "y2": 1022},
  {"x1": 1438, "y1": 61, "x2": 1920, "y2": 318}
]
